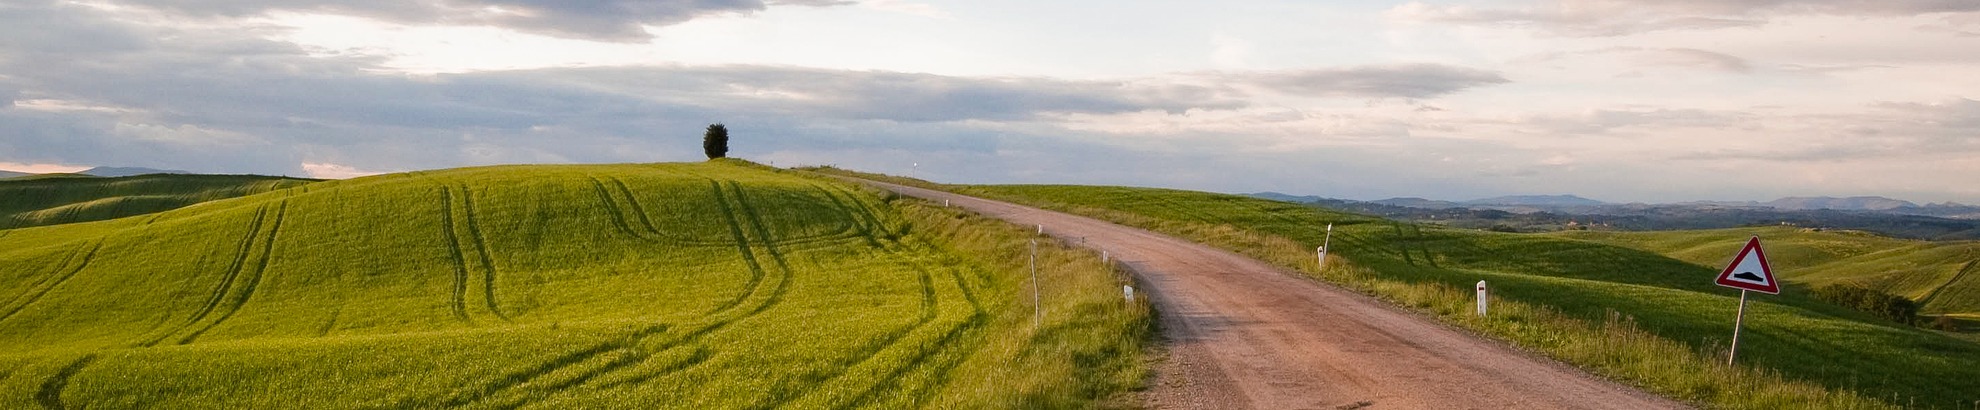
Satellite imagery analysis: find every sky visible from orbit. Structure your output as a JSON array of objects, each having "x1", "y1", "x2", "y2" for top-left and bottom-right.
[{"x1": 1, "y1": 0, "x2": 1977, "y2": 204}]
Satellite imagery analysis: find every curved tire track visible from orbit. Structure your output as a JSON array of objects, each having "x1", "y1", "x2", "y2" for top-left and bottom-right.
[
  {"x1": 458, "y1": 185, "x2": 510, "y2": 321},
  {"x1": 0, "y1": 241, "x2": 103, "y2": 326},
  {"x1": 35, "y1": 354, "x2": 97, "y2": 410},
  {"x1": 177, "y1": 200, "x2": 289, "y2": 344},
  {"x1": 135, "y1": 205, "x2": 270, "y2": 347},
  {"x1": 438, "y1": 187, "x2": 475, "y2": 324}
]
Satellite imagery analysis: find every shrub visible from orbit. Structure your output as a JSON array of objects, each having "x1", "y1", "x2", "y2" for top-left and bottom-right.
[{"x1": 1812, "y1": 283, "x2": 1918, "y2": 324}]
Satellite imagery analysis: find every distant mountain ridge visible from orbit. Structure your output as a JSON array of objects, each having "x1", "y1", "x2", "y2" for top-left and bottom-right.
[
  {"x1": 0, "y1": 166, "x2": 190, "y2": 179},
  {"x1": 80, "y1": 166, "x2": 189, "y2": 177},
  {"x1": 1244, "y1": 192, "x2": 1980, "y2": 239},
  {"x1": 1464, "y1": 194, "x2": 1607, "y2": 207}
]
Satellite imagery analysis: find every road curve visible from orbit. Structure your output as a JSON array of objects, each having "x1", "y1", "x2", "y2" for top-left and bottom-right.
[{"x1": 854, "y1": 179, "x2": 1688, "y2": 410}]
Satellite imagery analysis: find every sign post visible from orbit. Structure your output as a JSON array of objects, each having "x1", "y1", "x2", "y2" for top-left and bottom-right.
[{"x1": 1713, "y1": 236, "x2": 1780, "y2": 365}]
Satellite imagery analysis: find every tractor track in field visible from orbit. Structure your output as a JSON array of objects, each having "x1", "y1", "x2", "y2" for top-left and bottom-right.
[
  {"x1": 437, "y1": 179, "x2": 800, "y2": 409},
  {"x1": 0, "y1": 241, "x2": 103, "y2": 326},
  {"x1": 457, "y1": 184, "x2": 509, "y2": 321},
  {"x1": 0, "y1": 244, "x2": 87, "y2": 311},
  {"x1": 854, "y1": 179, "x2": 1687, "y2": 410},
  {"x1": 136, "y1": 204, "x2": 270, "y2": 347},
  {"x1": 831, "y1": 260, "x2": 988, "y2": 410},
  {"x1": 439, "y1": 187, "x2": 475, "y2": 324},
  {"x1": 1920, "y1": 260, "x2": 1976, "y2": 309},
  {"x1": 178, "y1": 200, "x2": 288, "y2": 344},
  {"x1": 35, "y1": 354, "x2": 96, "y2": 410}
]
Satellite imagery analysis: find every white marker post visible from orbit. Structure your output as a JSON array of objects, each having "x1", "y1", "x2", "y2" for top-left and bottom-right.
[
  {"x1": 1124, "y1": 285, "x2": 1135, "y2": 304},
  {"x1": 1476, "y1": 280, "x2": 1488, "y2": 316},
  {"x1": 943, "y1": 199, "x2": 950, "y2": 207},
  {"x1": 1037, "y1": 224, "x2": 1044, "y2": 235},
  {"x1": 1030, "y1": 239, "x2": 1040, "y2": 327},
  {"x1": 1102, "y1": 250, "x2": 1109, "y2": 264},
  {"x1": 1318, "y1": 223, "x2": 1334, "y2": 269}
]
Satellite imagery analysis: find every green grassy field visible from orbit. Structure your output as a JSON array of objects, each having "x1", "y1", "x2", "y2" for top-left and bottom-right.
[
  {"x1": 923, "y1": 183, "x2": 1980, "y2": 409},
  {"x1": 1557, "y1": 227, "x2": 1980, "y2": 317},
  {"x1": 0, "y1": 161, "x2": 1148, "y2": 408},
  {"x1": 0, "y1": 174, "x2": 318, "y2": 230}
]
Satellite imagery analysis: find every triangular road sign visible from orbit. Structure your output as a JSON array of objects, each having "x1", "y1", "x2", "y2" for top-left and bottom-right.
[{"x1": 1714, "y1": 236, "x2": 1780, "y2": 294}]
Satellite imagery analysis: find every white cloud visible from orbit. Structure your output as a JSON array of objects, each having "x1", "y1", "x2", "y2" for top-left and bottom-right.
[{"x1": 301, "y1": 162, "x2": 388, "y2": 179}]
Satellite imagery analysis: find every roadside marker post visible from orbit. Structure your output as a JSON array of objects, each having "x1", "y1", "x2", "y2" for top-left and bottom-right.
[
  {"x1": 1318, "y1": 223, "x2": 1334, "y2": 270},
  {"x1": 1037, "y1": 224, "x2": 1044, "y2": 235},
  {"x1": 1124, "y1": 285, "x2": 1134, "y2": 304},
  {"x1": 1476, "y1": 281, "x2": 1488, "y2": 316},
  {"x1": 1714, "y1": 236, "x2": 1780, "y2": 365},
  {"x1": 1030, "y1": 239, "x2": 1040, "y2": 327}
]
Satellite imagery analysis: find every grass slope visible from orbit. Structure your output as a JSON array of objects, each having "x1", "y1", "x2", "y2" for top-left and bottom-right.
[
  {"x1": 0, "y1": 161, "x2": 1147, "y2": 408},
  {"x1": 0, "y1": 174, "x2": 318, "y2": 230},
  {"x1": 1557, "y1": 227, "x2": 1980, "y2": 316},
  {"x1": 937, "y1": 183, "x2": 1979, "y2": 409}
]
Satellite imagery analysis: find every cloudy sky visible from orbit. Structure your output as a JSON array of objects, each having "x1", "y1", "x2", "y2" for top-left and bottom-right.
[{"x1": 2, "y1": 0, "x2": 1977, "y2": 203}]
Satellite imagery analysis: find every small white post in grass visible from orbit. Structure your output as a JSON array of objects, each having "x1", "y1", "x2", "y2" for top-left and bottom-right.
[
  {"x1": 1037, "y1": 224, "x2": 1044, "y2": 235},
  {"x1": 1030, "y1": 239, "x2": 1040, "y2": 327},
  {"x1": 1319, "y1": 223, "x2": 1334, "y2": 270},
  {"x1": 1476, "y1": 280, "x2": 1488, "y2": 316},
  {"x1": 943, "y1": 199, "x2": 950, "y2": 207},
  {"x1": 1124, "y1": 285, "x2": 1135, "y2": 304},
  {"x1": 1102, "y1": 250, "x2": 1109, "y2": 264}
]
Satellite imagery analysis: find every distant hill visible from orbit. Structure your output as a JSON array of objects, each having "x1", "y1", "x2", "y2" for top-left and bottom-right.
[
  {"x1": 1464, "y1": 194, "x2": 1607, "y2": 207},
  {"x1": 1369, "y1": 197, "x2": 1465, "y2": 209},
  {"x1": 1767, "y1": 196, "x2": 1918, "y2": 211},
  {"x1": 0, "y1": 170, "x2": 27, "y2": 179},
  {"x1": 80, "y1": 166, "x2": 189, "y2": 177},
  {"x1": 0, "y1": 173, "x2": 317, "y2": 229},
  {"x1": 1246, "y1": 192, "x2": 1980, "y2": 240}
]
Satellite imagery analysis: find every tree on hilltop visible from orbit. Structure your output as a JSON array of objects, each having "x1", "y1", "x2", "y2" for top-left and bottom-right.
[{"x1": 703, "y1": 123, "x2": 729, "y2": 159}]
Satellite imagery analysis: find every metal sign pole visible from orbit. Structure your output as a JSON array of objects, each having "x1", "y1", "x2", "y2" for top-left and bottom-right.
[{"x1": 1728, "y1": 289, "x2": 1749, "y2": 366}]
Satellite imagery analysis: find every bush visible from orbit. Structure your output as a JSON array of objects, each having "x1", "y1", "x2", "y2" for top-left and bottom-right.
[{"x1": 1811, "y1": 283, "x2": 1917, "y2": 324}]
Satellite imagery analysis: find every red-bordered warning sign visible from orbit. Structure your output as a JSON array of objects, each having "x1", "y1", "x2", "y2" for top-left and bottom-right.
[{"x1": 1714, "y1": 236, "x2": 1780, "y2": 294}]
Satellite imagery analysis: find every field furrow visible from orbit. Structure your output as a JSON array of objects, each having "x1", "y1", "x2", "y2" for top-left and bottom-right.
[
  {"x1": 459, "y1": 184, "x2": 509, "y2": 321},
  {"x1": 178, "y1": 200, "x2": 289, "y2": 344},
  {"x1": 1921, "y1": 260, "x2": 1976, "y2": 310},
  {"x1": 134, "y1": 205, "x2": 269, "y2": 347},
  {"x1": 438, "y1": 187, "x2": 474, "y2": 324},
  {"x1": 34, "y1": 354, "x2": 95, "y2": 410},
  {"x1": 0, "y1": 241, "x2": 101, "y2": 325},
  {"x1": 0, "y1": 245, "x2": 85, "y2": 311}
]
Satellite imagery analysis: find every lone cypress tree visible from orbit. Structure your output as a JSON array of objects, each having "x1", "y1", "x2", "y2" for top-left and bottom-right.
[{"x1": 703, "y1": 123, "x2": 729, "y2": 159}]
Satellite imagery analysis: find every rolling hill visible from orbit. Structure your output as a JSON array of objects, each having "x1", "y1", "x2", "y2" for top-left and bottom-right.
[
  {"x1": 0, "y1": 174, "x2": 319, "y2": 230},
  {"x1": 1555, "y1": 227, "x2": 1980, "y2": 317},
  {"x1": 941, "y1": 183, "x2": 1979, "y2": 409},
  {"x1": 0, "y1": 161, "x2": 1147, "y2": 408}
]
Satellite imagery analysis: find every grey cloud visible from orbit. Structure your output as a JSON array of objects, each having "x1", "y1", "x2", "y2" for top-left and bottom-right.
[
  {"x1": 113, "y1": 0, "x2": 844, "y2": 42},
  {"x1": 0, "y1": 1, "x2": 1249, "y2": 175},
  {"x1": 1391, "y1": 0, "x2": 1980, "y2": 36},
  {"x1": 488, "y1": 66, "x2": 1248, "y2": 122},
  {"x1": 1235, "y1": 64, "x2": 1509, "y2": 99},
  {"x1": 1511, "y1": 108, "x2": 1754, "y2": 135}
]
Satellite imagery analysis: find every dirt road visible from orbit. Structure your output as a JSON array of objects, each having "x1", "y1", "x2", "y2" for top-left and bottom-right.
[{"x1": 856, "y1": 180, "x2": 1687, "y2": 410}]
